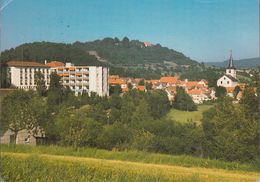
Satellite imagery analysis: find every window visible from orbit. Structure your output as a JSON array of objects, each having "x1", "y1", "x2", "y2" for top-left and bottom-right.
[
  {"x1": 227, "y1": 81, "x2": 229, "y2": 84},
  {"x1": 24, "y1": 137, "x2": 30, "y2": 143},
  {"x1": 229, "y1": 70, "x2": 231, "y2": 73},
  {"x1": 224, "y1": 77, "x2": 226, "y2": 80},
  {"x1": 220, "y1": 81, "x2": 223, "y2": 84}
]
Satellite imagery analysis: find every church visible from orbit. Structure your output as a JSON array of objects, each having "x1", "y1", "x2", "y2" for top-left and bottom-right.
[{"x1": 217, "y1": 52, "x2": 238, "y2": 88}]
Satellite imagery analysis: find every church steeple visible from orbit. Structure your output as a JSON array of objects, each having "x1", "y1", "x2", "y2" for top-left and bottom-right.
[
  {"x1": 226, "y1": 50, "x2": 236, "y2": 78},
  {"x1": 227, "y1": 50, "x2": 235, "y2": 69}
]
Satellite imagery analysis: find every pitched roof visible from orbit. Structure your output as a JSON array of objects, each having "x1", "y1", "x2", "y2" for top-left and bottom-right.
[
  {"x1": 225, "y1": 74, "x2": 238, "y2": 82},
  {"x1": 187, "y1": 89, "x2": 202, "y2": 95},
  {"x1": 160, "y1": 76, "x2": 179, "y2": 84},
  {"x1": 227, "y1": 51, "x2": 235, "y2": 69},
  {"x1": 46, "y1": 61, "x2": 65, "y2": 67},
  {"x1": 136, "y1": 85, "x2": 145, "y2": 91},
  {"x1": 6, "y1": 61, "x2": 49, "y2": 68},
  {"x1": 109, "y1": 78, "x2": 126, "y2": 85}
]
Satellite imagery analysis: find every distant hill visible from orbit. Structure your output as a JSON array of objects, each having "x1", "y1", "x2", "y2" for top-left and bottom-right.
[
  {"x1": 206, "y1": 57, "x2": 260, "y2": 69},
  {"x1": 0, "y1": 37, "x2": 198, "y2": 67}
]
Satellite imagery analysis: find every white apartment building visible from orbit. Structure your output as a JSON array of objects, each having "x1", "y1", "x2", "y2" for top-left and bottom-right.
[
  {"x1": 4, "y1": 61, "x2": 50, "y2": 90},
  {"x1": 3, "y1": 61, "x2": 109, "y2": 96},
  {"x1": 50, "y1": 62, "x2": 109, "y2": 96}
]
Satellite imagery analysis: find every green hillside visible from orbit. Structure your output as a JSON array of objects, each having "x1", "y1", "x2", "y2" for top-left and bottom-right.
[{"x1": 0, "y1": 37, "x2": 198, "y2": 67}]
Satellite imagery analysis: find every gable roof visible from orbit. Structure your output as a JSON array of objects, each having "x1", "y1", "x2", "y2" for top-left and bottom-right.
[
  {"x1": 225, "y1": 74, "x2": 238, "y2": 82},
  {"x1": 160, "y1": 76, "x2": 178, "y2": 84},
  {"x1": 6, "y1": 61, "x2": 49, "y2": 68},
  {"x1": 46, "y1": 61, "x2": 65, "y2": 67},
  {"x1": 109, "y1": 78, "x2": 126, "y2": 85}
]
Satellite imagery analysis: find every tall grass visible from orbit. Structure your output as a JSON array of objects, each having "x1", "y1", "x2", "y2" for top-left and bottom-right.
[
  {"x1": 1, "y1": 144, "x2": 259, "y2": 172},
  {"x1": 1, "y1": 153, "x2": 259, "y2": 182}
]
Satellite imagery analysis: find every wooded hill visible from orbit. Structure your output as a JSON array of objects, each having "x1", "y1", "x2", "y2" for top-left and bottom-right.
[
  {"x1": 206, "y1": 57, "x2": 260, "y2": 69},
  {"x1": 0, "y1": 37, "x2": 198, "y2": 67}
]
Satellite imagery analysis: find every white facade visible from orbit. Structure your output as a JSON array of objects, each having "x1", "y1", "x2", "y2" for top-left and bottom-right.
[
  {"x1": 226, "y1": 68, "x2": 236, "y2": 78},
  {"x1": 217, "y1": 75, "x2": 238, "y2": 88},
  {"x1": 89, "y1": 66, "x2": 109, "y2": 96},
  {"x1": 5, "y1": 62, "x2": 50, "y2": 90},
  {"x1": 51, "y1": 63, "x2": 109, "y2": 96}
]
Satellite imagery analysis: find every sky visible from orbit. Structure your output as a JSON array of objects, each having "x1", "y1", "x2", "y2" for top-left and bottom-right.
[{"x1": 0, "y1": 0, "x2": 259, "y2": 62}]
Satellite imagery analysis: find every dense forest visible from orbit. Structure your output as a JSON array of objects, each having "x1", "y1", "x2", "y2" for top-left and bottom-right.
[{"x1": 0, "y1": 37, "x2": 198, "y2": 66}]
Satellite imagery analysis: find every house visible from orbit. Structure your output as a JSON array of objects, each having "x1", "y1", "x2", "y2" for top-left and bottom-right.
[
  {"x1": 187, "y1": 89, "x2": 210, "y2": 104},
  {"x1": 217, "y1": 51, "x2": 238, "y2": 89},
  {"x1": 0, "y1": 128, "x2": 46, "y2": 146}
]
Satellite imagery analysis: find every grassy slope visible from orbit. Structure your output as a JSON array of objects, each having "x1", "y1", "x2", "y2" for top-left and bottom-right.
[
  {"x1": 1, "y1": 152, "x2": 259, "y2": 182},
  {"x1": 1, "y1": 145, "x2": 259, "y2": 172},
  {"x1": 167, "y1": 105, "x2": 213, "y2": 123}
]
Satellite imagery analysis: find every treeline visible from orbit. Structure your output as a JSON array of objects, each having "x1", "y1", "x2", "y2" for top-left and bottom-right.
[
  {"x1": 0, "y1": 42, "x2": 101, "y2": 66},
  {"x1": 1, "y1": 72, "x2": 259, "y2": 164},
  {"x1": 0, "y1": 38, "x2": 197, "y2": 66}
]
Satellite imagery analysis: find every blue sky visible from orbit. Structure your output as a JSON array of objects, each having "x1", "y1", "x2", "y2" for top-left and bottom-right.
[{"x1": 1, "y1": 0, "x2": 259, "y2": 62}]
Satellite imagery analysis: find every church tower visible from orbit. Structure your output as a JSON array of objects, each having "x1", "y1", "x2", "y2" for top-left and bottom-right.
[{"x1": 226, "y1": 50, "x2": 236, "y2": 78}]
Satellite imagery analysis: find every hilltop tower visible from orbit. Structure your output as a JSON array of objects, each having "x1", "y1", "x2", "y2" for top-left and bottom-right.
[{"x1": 226, "y1": 50, "x2": 236, "y2": 78}]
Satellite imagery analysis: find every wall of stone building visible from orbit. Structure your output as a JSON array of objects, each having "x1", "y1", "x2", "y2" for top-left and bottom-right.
[{"x1": 0, "y1": 129, "x2": 37, "y2": 145}]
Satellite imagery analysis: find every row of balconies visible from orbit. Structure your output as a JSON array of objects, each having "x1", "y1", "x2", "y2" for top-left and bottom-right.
[
  {"x1": 62, "y1": 76, "x2": 89, "y2": 79},
  {"x1": 57, "y1": 70, "x2": 89, "y2": 73}
]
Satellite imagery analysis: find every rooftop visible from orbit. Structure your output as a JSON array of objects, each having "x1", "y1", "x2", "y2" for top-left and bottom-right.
[{"x1": 6, "y1": 61, "x2": 49, "y2": 68}]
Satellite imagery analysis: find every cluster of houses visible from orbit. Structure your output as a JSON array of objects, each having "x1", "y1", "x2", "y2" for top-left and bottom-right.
[
  {"x1": 109, "y1": 52, "x2": 247, "y2": 103},
  {"x1": 109, "y1": 75, "x2": 214, "y2": 104}
]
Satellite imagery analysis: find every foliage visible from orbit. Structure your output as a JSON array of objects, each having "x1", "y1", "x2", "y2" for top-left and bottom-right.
[
  {"x1": 34, "y1": 71, "x2": 47, "y2": 96},
  {"x1": 0, "y1": 90, "x2": 45, "y2": 142},
  {"x1": 215, "y1": 86, "x2": 227, "y2": 98},
  {"x1": 172, "y1": 87, "x2": 197, "y2": 111},
  {"x1": 202, "y1": 96, "x2": 260, "y2": 163},
  {"x1": 1, "y1": 42, "x2": 100, "y2": 66},
  {"x1": 180, "y1": 67, "x2": 221, "y2": 87}
]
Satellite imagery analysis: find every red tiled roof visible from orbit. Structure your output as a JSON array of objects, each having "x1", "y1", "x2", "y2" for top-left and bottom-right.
[
  {"x1": 187, "y1": 89, "x2": 202, "y2": 95},
  {"x1": 46, "y1": 61, "x2": 65, "y2": 67},
  {"x1": 160, "y1": 76, "x2": 179, "y2": 84},
  {"x1": 109, "y1": 78, "x2": 126, "y2": 85},
  {"x1": 186, "y1": 81, "x2": 205, "y2": 89},
  {"x1": 6, "y1": 61, "x2": 49, "y2": 67},
  {"x1": 137, "y1": 85, "x2": 145, "y2": 91}
]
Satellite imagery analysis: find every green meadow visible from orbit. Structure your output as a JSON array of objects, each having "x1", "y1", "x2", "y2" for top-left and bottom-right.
[{"x1": 167, "y1": 105, "x2": 213, "y2": 123}]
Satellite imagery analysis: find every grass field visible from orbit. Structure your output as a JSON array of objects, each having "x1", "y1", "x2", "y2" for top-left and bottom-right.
[
  {"x1": 167, "y1": 105, "x2": 213, "y2": 123},
  {"x1": 1, "y1": 145, "x2": 260, "y2": 182}
]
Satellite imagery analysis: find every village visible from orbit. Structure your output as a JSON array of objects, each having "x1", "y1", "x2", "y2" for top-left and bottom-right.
[{"x1": 109, "y1": 52, "x2": 247, "y2": 104}]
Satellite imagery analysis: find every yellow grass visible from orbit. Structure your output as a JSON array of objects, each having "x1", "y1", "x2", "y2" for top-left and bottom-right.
[{"x1": 2, "y1": 152, "x2": 259, "y2": 182}]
